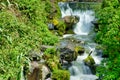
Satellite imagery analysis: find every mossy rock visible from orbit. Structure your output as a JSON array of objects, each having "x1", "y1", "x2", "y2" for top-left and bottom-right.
[
  {"x1": 64, "y1": 53, "x2": 73, "y2": 62},
  {"x1": 73, "y1": 52, "x2": 78, "y2": 60},
  {"x1": 74, "y1": 46, "x2": 85, "y2": 55},
  {"x1": 55, "y1": 20, "x2": 66, "y2": 35},
  {"x1": 83, "y1": 56, "x2": 95, "y2": 66},
  {"x1": 52, "y1": 70, "x2": 70, "y2": 80},
  {"x1": 45, "y1": 55, "x2": 61, "y2": 71},
  {"x1": 59, "y1": 47, "x2": 77, "y2": 63},
  {"x1": 42, "y1": 53, "x2": 52, "y2": 61},
  {"x1": 66, "y1": 29, "x2": 74, "y2": 34},
  {"x1": 63, "y1": 15, "x2": 79, "y2": 31}
]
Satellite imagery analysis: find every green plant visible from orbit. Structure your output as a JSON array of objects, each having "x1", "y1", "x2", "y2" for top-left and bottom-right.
[
  {"x1": 95, "y1": 0, "x2": 120, "y2": 79},
  {"x1": 52, "y1": 69, "x2": 70, "y2": 80},
  {"x1": 0, "y1": 0, "x2": 59, "y2": 79},
  {"x1": 43, "y1": 48, "x2": 61, "y2": 71}
]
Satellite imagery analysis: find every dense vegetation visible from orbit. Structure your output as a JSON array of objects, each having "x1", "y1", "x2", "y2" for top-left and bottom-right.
[
  {"x1": 1, "y1": 0, "x2": 120, "y2": 80},
  {"x1": 95, "y1": 0, "x2": 120, "y2": 79},
  {"x1": 0, "y1": 0, "x2": 59, "y2": 79}
]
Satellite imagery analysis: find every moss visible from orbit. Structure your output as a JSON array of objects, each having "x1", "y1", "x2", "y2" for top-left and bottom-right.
[
  {"x1": 66, "y1": 29, "x2": 74, "y2": 34},
  {"x1": 55, "y1": 20, "x2": 66, "y2": 36},
  {"x1": 52, "y1": 70, "x2": 70, "y2": 80},
  {"x1": 43, "y1": 48, "x2": 61, "y2": 71},
  {"x1": 84, "y1": 56, "x2": 95, "y2": 66},
  {"x1": 74, "y1": 46, "x2": 85, "y2": 55}
]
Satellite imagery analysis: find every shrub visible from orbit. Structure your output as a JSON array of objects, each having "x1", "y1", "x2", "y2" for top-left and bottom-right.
[
  {"x1": 52, "y1": 70, "x2": 70, "y2": 80},
  {"x1": 0, "y1": 0, "x2": 59, "y2": 79}
]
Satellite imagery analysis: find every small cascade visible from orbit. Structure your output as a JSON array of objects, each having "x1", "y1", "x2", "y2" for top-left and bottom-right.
[
  {"x1": 58, "y1": 2, "x2": 102, "y2": 80},
  {"x1": 58, "y1": 2, "x2": 95, "y2": 35},
  {"x1": 73, "y1": 10, "x2": 95, "y2": 35},
  {"x1": 68, "y1": 44, "x2": 102, "y2": 80}
]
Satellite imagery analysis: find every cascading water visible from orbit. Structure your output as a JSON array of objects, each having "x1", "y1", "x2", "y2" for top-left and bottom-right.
[
  {"x1": 59, "y1": 2, "x2": 95, "y2": 35},
  {"x1": 73, "y1": 11, "x2": 95, "y2": 35},
  {"x1": 59, "y1": 2, "x2": 102, "y2": 80}
]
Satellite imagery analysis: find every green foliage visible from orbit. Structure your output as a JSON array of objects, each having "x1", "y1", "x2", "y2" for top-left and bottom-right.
[
  {"x1": 16, "y1": 0, "x2": 47, "y2": 23},
  {"x1": 95, "y1": 0, "x2": 120, "y2": 79},
  {"x1": 102, "y1": 0, "x2": 119, "y2": 8},
  {"x1": 52, "y1": 69, "x2": 70, "y2": 80},
  {"x1": 56, "y1": 20, "x2": 66, "y2": 36},
  {"x1": 84, "y1": 56, "x2": 95, "y2": 66},
  {"x1": 0, "y1": 0, "x2": 58, "y2": 79},
  {"x1": 44, "y1": 48, "x2": 56, "y2": 55},
  {"x1": 43, "y1": 48, "x2": 61, "y2": 71}
]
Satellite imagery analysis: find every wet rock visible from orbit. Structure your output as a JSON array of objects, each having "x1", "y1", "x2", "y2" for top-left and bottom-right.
[
  {"x1": 63, "y1": 15, "x2": 79, "y2": 31},
  {"x1": 48, "y1": 23, "x2": 54, "y2": 30},
  {"x1": 63, "y1": 15, "x2": 79, "y2": 24},
  {"x1": 27, "y1": 62, "x2": 51, "y2": 80},
  {"x1": 83, "y1": 55, "x2": 95, "y2": 66},
  {"x1": 74, "y1": 46, "x2": 85, "y2": 55},
  {"x1": 59, "y1": 47, "x2": 77, "y2": 64},
  {"x1": 91, "y1": 20, "x2": 99, "y2": 31},
  {"x1": 42, "y1": 65, "x2": 51, "y2": 80},
  {"x1": 27, "y1": 61, "x2": 41, "y2": 80},
  {"x1": 50, "y1": 15, "x2": 79, "y2": 35},
  {"x1": 58, "y1": 38, "x2": 85, "y2": 64},
  {"x1": 95, "y1": 49, "x2": 103, "y2": 56},
  {"x1": 83, "y1": 54, "x2": 96, "y2": 74},
  {"x1": 25, "y1": 51, "x2": 51, "y2": 80},
  {"x1": 28, "y1": 50, "x2": 42, "y2": 61}
]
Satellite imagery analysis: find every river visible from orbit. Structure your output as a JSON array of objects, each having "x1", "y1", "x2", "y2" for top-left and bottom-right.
[{"x1": 58, "y1": 2, "x2": 102, "y2": 80}]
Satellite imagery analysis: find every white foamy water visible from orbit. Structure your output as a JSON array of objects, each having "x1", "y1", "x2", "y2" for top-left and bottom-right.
[
  {"x1": 73, "y1": 11, "x2": 95, "y2": 35},
  {"x1": 70, "y1": 74, "x2": 98, "y2": 80},
  {"x1": 59, "y1": 2, "x2": 102, "y2": 80},
  {"x1": 58, "y1": 2, "x2": 95, "y2": 35}
]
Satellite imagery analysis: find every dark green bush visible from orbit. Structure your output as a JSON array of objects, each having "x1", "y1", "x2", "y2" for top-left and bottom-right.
[
  {"x1": 52, "y1": 69, "x2": 70, "y2": 80},
  {"x1": 95, "y1": 0, "x2": 120, "y2": 79}
]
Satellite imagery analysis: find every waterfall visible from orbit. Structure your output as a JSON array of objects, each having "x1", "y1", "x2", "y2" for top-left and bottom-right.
[
  {"x1": 73, "y1": 11, "x2": 95, "y2": 35},
  {"x1": 59, "y1": 2, "x2": 102, "y2": 80},
  {"x1": 58, "y1": 2, "x2": 95, "y2": 35}
]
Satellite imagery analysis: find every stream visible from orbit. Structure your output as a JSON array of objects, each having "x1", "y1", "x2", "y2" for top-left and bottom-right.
[{"x1": 58, "y1": 2, "x2": 103, "y2": 80}]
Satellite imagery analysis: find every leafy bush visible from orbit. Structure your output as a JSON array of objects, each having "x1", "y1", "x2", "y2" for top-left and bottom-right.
[
  {"x1": 95, "y1": 0, "x2": 120, "y2": 79},
  {"x1": 43, "y1": 48, "x2": 61, "y2": 71},
  {"x1": 52, "y1": 69, "x2": 70, "y2": 80},
  {"x1": 0, "y1": 0, "x2": 59, "y2": 79}
]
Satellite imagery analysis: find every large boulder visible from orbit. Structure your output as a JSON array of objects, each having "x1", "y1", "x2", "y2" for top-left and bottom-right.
[
  {"x1": 62, "y1": 16, "x2": 79, "y2": 25},
  {"x1": 27, "y1": 62, "x2": 51, "y2": 80},
  {"x1": 59, "y1": 47, "x2": 78, "y2": 64},
  {"x1": 63, "y1": 16, "x2": 79, "y2": 24},
  {"x1": 25, "y1": 51, "x2": 51, "y2": 80},
  {"x1": 50, "y1": 15, "x2": 79, "y2": 35},
  {"x1": 63, "y1": 15, "x2": 79, "y2": 30}
]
